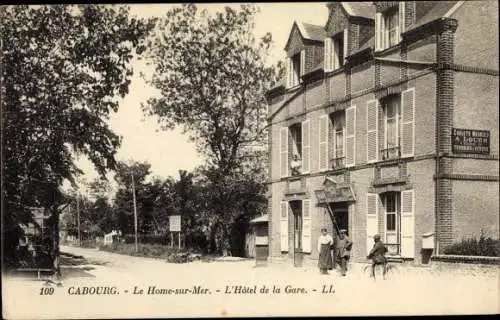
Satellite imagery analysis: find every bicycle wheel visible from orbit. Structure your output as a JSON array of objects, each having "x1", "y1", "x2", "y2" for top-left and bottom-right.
[{"x1": 384, "y1": 263, "x2": 400, "y2": 279}]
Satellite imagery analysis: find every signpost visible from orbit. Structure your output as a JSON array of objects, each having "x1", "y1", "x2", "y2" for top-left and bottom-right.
[
  {"x1": 169, "y1": 215, "x2": 181, "y2": 249},
  {"x1": 452, "y1": 128, "x2": 490, "y2": 155}
]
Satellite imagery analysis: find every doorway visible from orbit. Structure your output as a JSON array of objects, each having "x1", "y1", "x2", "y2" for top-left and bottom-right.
[
  {"x1": 289, "y1": 200, "x2": 303, "y2": 267},
  {"x1": 329, "y1": 202, "x2": 349, "y2": 236}
]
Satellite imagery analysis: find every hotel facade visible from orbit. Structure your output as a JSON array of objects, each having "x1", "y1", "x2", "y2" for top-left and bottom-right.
[{"x1": 265, "y1": 1, "x2": 499, "y2": 266}]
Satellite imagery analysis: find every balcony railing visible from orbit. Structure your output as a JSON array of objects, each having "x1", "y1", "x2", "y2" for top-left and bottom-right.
[
  {"x1": 380, "y1": 146, "x2": 401, "y2": 161},
  {"x1": 330, "y1": 157, "x2": 346, "y2": 170}
]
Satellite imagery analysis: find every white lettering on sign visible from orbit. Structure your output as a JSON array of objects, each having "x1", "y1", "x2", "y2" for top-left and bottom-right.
[{"x1": 169, "y1": 215, "x2": 181, "y2": 232}]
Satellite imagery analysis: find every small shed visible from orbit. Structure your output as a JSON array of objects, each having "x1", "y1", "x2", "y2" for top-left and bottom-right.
[{"x1": 249, "y1": 214, "x2": 269, "y2": 267}]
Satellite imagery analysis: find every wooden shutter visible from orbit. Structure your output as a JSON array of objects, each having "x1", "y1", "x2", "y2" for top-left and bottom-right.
[
  {"x1": 375, "y1": 12, "x2": 382, "y2": 51},
  {"x1": 324, "y1": 38, "x2": 332, "y2": 71},
  {"x1": 366, "y1": 193, "x2": 379, "y2": 255},
  {"x1": 318, "y1": 115, "x2": 329, "y2": 171},
  {"x1": 401, "y1": 87, "x2": 415, "y2": 157},
  {"x1": 300, "y1": 50, "x2": 305, "y2": 78},
  {"x1": 366, "y1": 100, "x2": 379, "y2": 163},
  {"x1": 302, "y1": 200, "x2": 312, "y2": 253},
  {"x1": 280, "y1": 201, "x2": 289, "y2": 252},
  {"x1": 401, "y1": 189, "x2": 415, "y2": 258},
  {"x1": 399, "y1": 2, "x2": 406, "y2": 39},
  {"x1": 301, "y1": 120, "x2": 310, "y2": 174},
  {"x1": 343, "y1": 28, "x2": 349, "y2": 63},
  {"x1": 333, "y1": 38, "x2": 339, "y2": 70},
  {"x1": 345, "y1": 105, "x2": 356, "y2": 167},
  {"x1": 280, "y1": 127, "x2": 289, "y2": 177},
  {"x1": 286, "y1": 57, "x2": 291, "y2": 88}
]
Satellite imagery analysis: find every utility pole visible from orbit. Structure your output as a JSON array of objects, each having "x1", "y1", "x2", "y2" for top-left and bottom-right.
[
  {"x1": 76, "y1": 195, "x2": 81, "y2": 246},
  {"x1": 131, "y1": 169, "x2": 138, "y2": 253}
]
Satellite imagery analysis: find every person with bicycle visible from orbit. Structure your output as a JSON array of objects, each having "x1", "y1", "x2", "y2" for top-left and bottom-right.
[{"x1": 367, "y1": 234, "x2": 388, "y2": 279}]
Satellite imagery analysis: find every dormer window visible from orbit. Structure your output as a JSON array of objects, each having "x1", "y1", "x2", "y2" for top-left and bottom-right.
[
  {"x1": 384, "y1": 8, "x2": 399, "y2": 48},
  {"x1": 376, "y1": 2, "x2": 406, "y2": 52},
  {"x1": 324, "y1": 29, "x2": 348, "y2": 72},
  {"x1": 286, "y1": 50, "x2": 305, "y2": 88}
]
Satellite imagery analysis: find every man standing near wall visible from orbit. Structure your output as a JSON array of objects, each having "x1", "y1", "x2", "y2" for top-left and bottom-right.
[{"x1": 335, "y1": 229, "x2": 353, "y2": 276}]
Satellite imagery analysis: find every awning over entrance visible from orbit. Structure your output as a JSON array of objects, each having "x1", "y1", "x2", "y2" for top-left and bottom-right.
[{"x1": 314, "y1": 176, "x2": 356, "y2": 204}]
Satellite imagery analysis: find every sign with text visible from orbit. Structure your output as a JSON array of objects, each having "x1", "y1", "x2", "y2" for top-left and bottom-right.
[
  {"x1": 452, "y1": 128, "x2": 490, "y2": 154},
  {"x1": 169, "y1": 215, "x2": 181, "y2": 232}
]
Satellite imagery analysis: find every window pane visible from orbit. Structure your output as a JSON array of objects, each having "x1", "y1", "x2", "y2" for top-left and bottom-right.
[
  {"x1": 335, "y1": 130, "x2": 344, "y2": 158},
  {"x1": 387, "y1": 214, "x2": 396, "y2": 231}
]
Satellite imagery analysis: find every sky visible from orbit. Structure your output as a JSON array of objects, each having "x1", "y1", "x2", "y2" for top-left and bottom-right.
[{"x1": 69, "y1": 3, "x2": 329, "y2": 192}]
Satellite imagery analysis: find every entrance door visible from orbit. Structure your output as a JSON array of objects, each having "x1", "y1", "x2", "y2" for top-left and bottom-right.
[
  {"x1": 290, "y1": 200, "x2": 303, "y2": 267},
  {"x1": 329, "y1": 202, "x2": 349, "y2": 236}
]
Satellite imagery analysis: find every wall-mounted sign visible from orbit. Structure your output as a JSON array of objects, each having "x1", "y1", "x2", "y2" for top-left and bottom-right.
[
  {"x1": 452, "y1": 128, "x2": 490, "y2": 155},
  {"x1": 169, "y1": 215, "x2": 181, "y2": 232}
]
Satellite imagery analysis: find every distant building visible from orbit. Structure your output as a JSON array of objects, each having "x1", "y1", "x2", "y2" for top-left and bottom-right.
[{"x1": 266, "y1": 1, "x2": 499, "y2": 266}]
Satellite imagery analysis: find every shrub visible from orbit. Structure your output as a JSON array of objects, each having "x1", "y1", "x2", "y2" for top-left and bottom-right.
[
  {"x1": 444, "y1": 231, "x2": 500, "y2": 257},
  {"x1": 123, "y1": 234, "x2": 171, "y2": 246},
  {"x1": 98, "y1": 242, "x2": 197, "y2": 263}
]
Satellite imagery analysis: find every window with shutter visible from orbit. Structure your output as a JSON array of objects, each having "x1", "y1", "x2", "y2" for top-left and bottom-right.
[
  {"x1": 399, "y1": 2, "x2": 406, "y2": 37},
  {"x1": 366, "y1": 193, "x2": 379, "y2": 255},
  {"x1": 367, "y1": 100, "x2": 379, "y2": 163},
  {"x1": 345, "y1": 105, "x2": 356, "y2": 167},
  {"x1": 302, "y1": 200, "x2": 312, "y2": 253},
  {"x1": 375, "y1": 13, "x2": 383, "y2": 51},
  {"x1": 331, "y1": 111, "x2": 346, "y2": 169},
  {"x1": 332, "y1": 32, "x2": 343, "y2": 69},
  {"x1": 280, "y1": 127, "x2": 289, "y2": 177},
  {"x1": 301, "y1": 120, "x2": 310, "y2": 174},
  {"x1": 280, "y1": 201, "x2": 289, "y2": 252},
  {"x1": 324, "y1": 38, "x2": 332, "y2": 71},
  {"x1": 318, "y1": 115, "x2": 329, "y2": 171},
  {"x1": 400, "y1": 189, "x2": 415, "y2": 258},
  {"x1": 401, "y1": 87, "x2": 415, "y2": 157}
]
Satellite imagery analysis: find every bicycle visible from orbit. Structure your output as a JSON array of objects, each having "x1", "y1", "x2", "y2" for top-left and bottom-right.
[{"x1": 363, "y1": 257, "x2": 400, "y2": 281}]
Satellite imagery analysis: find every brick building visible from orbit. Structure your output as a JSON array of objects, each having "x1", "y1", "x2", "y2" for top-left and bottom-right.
[{"x1": 265, "y1": 1, "x2": 499, "y2": 266}]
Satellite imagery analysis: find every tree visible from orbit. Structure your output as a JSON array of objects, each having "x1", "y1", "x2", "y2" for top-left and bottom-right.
[
  {"x1": 143, "y1": 4, "x2": 278, "y2": 174},
  {"x1": 1, "y1": 5, "x2": 156, "y2": 268},
  {"x1": 142, "y1": 4, "x2": 278, "y2": 254}
]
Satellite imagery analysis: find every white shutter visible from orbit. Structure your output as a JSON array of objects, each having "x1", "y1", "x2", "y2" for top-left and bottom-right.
[
  {"x1": 401, "y1": 87, "x2": 415, "y2": 157},
  {"x1": 375, "y1": 12, "x2": 382, "y2": 51},
  {"x1": 300, "y1": 49, "x2": 305, "y2": 78},
  {"x1": 301, "y1": 120, "x2": 310, "y2": 173},
  {"x1": 343, "y1": 28, "x2": 349, "y2": 63},
  {"x1": 318, "y1": 115, "x2": 329, "y2": 171},
  {"x1": 302, "y1": 200, "x2": 312, "y2": 253},
  {"x1": 286, "y1": 57, "x2": 292, "y2": 88},
  {"x1": 324, "y1": 38, "x2": 332, "y2": 71},
  {"x1": 399, "y1": 2, "x2": 406, "y2": 40},
  {"x1": 333, "y1": 38, "x2": 339, "y2": 70},
  {"x1": 400, "y1": 190, "x2": 415, "y2": 258},
  {"x1": 345, "y1": 105, "x2": 356, "y2": 167},
  {"x1": 280, "y1": 127, "x2": 289, "y2": 177},
  {"x1": 280, "y1": 201, "x2": 289, "y2": 252},
  {"x1": 366, "y1": 100, "x2": 379, "y2": 163},
  {"x1": 366, "y1": 193, "x2": 379, "y2": 255}
]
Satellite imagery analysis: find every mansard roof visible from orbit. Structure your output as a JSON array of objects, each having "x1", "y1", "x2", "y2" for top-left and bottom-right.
[
  {"x1": 342, "y1": 2, "x2": 376, "y2": 19},
  {"x1": 299, "y1": 22, "x2": 328, "y2": 42},
  {"x1": 410, "y1": 1, "x2": 459, "y2": 30}
]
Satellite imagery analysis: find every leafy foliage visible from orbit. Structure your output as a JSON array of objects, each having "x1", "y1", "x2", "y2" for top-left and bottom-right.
[
  {"x1": 143, "y1": 4, "x2": 278, "y2": 174},
  {"x1": 444, "y1": 231, "x2": 500, "y2": 257},
  {"x1": 1, "y1": 5, "x2": 156, "y2": 268},
  {"x1": 142, "y1": 4, "x2": 275, "y2": 255}
]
